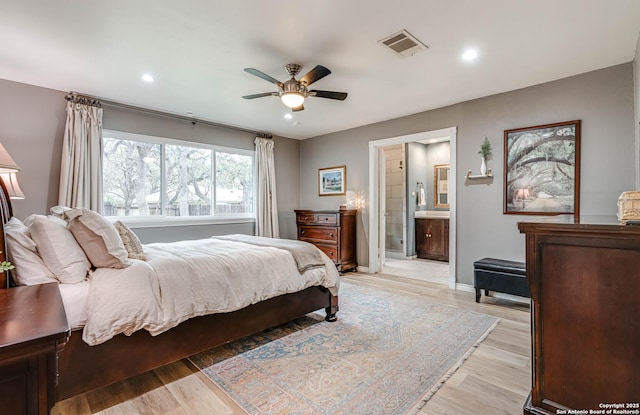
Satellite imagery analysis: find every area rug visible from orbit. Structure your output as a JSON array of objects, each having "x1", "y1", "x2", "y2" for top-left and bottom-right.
[{"x1": 189, "y1": 281, "x2": 499, "y2": 415}]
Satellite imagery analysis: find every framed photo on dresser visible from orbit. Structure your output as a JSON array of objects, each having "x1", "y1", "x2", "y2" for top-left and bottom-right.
[{"x1": 318, "y1": 166, "x2": 346, "y2": 196}]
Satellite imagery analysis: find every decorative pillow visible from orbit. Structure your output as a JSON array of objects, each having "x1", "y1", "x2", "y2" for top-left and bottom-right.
[
  {"x1": 65, "y1": 208, "x2": 131, "y2": 269},
  {"x1": 113, "y1": 221, "x2": 146, "y2": 261},
  {"x1": 24, "y1": 214, "x2": 90, "y2": 284},
  {"x1": 4, "y1": 217, "x2": 58, "y2": 285}
]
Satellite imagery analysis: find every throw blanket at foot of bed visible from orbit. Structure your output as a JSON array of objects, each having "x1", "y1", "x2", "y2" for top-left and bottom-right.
[
  {"x1": 82, "y1": 237, "x2": 339, "y2": 346},
  {"x1": 212, "y1": 234, "x2": 326, "y2": 272}
]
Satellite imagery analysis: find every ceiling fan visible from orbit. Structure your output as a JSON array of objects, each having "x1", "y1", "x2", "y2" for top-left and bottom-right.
[{"x1": 242, "y1": 63, "x2": 347, "y2": 111}]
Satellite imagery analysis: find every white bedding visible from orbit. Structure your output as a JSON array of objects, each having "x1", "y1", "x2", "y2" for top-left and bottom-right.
[
  {"x1": 80, "y1": 237, "x2": 340, "y2": 346},
  {"x1": 58, "y1": 280, "x2": 90, "y2": 329}
]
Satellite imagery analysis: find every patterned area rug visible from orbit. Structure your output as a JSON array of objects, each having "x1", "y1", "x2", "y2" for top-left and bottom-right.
[{"x1": 189, "y1": 281, "x2": 498, "y2": 415}]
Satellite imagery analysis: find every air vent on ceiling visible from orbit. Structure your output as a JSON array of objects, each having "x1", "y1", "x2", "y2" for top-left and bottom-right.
[{"x1": 379, "y1": 29, "x2": 428, "y2": 58}]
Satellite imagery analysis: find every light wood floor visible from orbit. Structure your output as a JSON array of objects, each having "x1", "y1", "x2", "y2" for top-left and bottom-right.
[{"x1": 51, "y1": 272, "x2": 531, "y2": 415}]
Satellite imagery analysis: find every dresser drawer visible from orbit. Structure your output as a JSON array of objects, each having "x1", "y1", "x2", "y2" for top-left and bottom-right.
[
  {"x1": 316, "y1": 214, "x2": 337, "y2": 224},
  {"x1": 316, "y1": 244, "x2": 338, "y2": 262},
  {"x1": 299, "y1": 226, "x2": 338, "y2": 242},
  {"x1": 296, "y1": 213, "x2": 316, "y2": 224},
  {"x1": 296, "y1": 213, "x2": 338, "y2": 225}
]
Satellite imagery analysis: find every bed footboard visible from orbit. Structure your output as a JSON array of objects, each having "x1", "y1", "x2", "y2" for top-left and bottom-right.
[{"x1": 56, "y1": 285, "x2": 337, "y2": 401}]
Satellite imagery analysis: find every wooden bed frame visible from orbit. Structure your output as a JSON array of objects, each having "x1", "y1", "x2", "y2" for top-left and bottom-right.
[{"x1": 0, "y1": 178, "x2": 339, "y2": 401}]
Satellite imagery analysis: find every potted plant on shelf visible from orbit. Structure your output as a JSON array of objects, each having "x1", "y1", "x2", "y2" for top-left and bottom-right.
[{"x1": 478, "y1": 137, "x2": 492, "y2": 175}]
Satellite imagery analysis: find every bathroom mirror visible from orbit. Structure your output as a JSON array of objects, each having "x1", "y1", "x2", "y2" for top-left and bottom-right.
[{"x1": 434, "y1": 164, "x2": 450, "y2": 208}]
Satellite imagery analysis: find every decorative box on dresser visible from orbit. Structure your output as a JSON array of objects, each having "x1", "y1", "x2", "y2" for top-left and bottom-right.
[
  {"x1": 295, "y1": 209, "x2": 357, "y2": 272},
  {"x1": 518, "y1": 217, "x2": 640, "y2": 415},
  {"x1": 0, "y1": 282, "x2": 69, "y2": 415}
]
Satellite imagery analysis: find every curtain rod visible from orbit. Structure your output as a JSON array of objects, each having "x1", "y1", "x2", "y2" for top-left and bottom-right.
[{"x1": 65, "y1": 92, "x2": 271, "y2": 137}]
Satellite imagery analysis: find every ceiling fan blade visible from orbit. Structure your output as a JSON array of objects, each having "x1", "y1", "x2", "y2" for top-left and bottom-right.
[
  {"x1": 309, "y1": 90, "x2": 348, "y2": 100},
  {"x1": 244, "y1": 68, "x2": 283, "y2": 88},
  {"x1": 292, "y1": 104, "x2": 305, "y2": 112},
  {"x1": 299, "y1": 65, "x2": 331, "y2": 86},
  {"x1": 242, "y1": 92, "x2": 279, "y2": 99}
]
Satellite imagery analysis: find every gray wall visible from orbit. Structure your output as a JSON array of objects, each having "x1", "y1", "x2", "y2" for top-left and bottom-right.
[
  {"x1": 0, "y1": 79, "x2": 67, "y2": 218},
  {"x1": 0, "y1": 79, "x2": 301, "y2": 241},
  {"x1": 300, "y1": 63, "x2": 636, "y2": 285}
]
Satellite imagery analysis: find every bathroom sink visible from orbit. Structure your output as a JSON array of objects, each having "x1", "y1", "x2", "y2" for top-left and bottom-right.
[{"x1": 415, "y1": 210, "x2": 450, "y2": 219}]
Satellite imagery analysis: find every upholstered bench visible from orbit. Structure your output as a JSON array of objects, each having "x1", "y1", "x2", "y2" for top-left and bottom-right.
[{"x1": 473, "y1": 258, "x2": 529, "y2": 303}]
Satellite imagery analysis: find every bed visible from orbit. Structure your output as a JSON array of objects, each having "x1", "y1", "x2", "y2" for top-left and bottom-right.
[{"x1": 0, "y1": 180, "x2": 339, "y2": 401}]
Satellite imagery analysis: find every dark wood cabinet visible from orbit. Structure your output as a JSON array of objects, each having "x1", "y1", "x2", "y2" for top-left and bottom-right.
[
  {"x1": 295, "y1": 209, "x2": 357, "y2": 272},
  {"x1": 0, "y1": 283, "x2": 69, "y2": 415},
  {"x1": 518, "y1": 218, "x2": 640, "y2": 414},
  {"x1": 415, "y1": 218, "x2": 449, "y2": 261}
]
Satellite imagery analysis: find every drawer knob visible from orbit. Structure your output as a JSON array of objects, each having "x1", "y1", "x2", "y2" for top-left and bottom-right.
[
  {"x1": 330, "y1": 252, "x2": 334, "y2": 256},
  {"x1": 329, "y1": 233, "x2": 334, "y2": 237},
  {"x1": 325, "y1": 217, "x2": 329, "y2": 220},
  {"x1": 301, "y1": 230, "x2": 306, "y2": 235}
]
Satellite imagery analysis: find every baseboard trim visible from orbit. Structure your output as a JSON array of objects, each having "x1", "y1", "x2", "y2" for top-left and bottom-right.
[
  {"x1": 456, "y1": 283, "x2": 530, "y2": 305},
  {"x1": 356, "y1": 266, "x2": 370, "y2": 273}
]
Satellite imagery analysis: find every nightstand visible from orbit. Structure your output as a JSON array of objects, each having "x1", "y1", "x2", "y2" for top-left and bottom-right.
[{"x1": 0, "y1": 283, "x2": 70, "y2": 415}]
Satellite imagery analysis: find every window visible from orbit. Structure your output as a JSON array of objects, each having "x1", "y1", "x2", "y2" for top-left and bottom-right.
[{"x1": 102, "y1": 130, "x2": 254, "y2": 222}]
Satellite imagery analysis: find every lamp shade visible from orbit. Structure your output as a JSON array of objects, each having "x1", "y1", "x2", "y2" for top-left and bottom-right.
[
  {"x1": 0, "y1": 172, "x2": 25, "y2": 199},
  {"x1": 0, "y1": 143, "x2": 20, "y2": 172}
]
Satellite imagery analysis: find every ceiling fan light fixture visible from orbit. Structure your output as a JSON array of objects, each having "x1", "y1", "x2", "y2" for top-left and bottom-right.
[
  {"x1": 281, "y1": 92, "x2": 305, "y2": 108},
  {"x1": 243, "y1": 64, "x2": 346, "y2": 111}
]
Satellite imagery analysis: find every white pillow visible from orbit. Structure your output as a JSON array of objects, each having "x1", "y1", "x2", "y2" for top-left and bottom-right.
[
  {"x1": 4, "y1": 217, "x2": 58, "y2": 285},
  {"x1": 24, "y1": 214, "x2": 90, "y2": 284},
  {"x1": 66, "y1": 208, "x2": 130, "y2": 269}
]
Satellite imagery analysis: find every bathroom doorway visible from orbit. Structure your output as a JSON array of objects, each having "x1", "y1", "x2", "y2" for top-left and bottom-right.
[{"x1": 368, "y1": 127, "x2": 457, "y2": 289}]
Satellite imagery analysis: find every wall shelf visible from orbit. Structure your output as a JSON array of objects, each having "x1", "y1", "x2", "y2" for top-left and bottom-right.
[{"x1": 465, "y1": 169, "x2": 493, "y2": 185}]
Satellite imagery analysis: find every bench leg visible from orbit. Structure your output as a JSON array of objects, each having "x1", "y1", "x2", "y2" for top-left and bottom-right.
[
  {"x1": 475, "y1": 288, "x2": 481, "y2": 303},
  {"x1": 484, "y1": 289, "x2": 490, "y2": 296}
]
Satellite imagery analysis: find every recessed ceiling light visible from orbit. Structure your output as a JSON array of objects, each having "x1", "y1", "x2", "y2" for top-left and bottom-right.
[
  {"x1": 462, "y1": 49, "x2": 478, "y2": 61},
  {"x1": 141, "y1": 74, "x2": 154, "y2": 83},
  {"x1": 284, "y1": 113, "x2": 292, "y2": 120}
]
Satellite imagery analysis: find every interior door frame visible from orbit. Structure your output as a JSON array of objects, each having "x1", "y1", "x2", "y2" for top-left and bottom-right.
[
  {"x1": 378, "y1": 148, "x2": 386, "y2": 271},
  {"x1": 368, "y1": 127, "x2": 457, "y2": 289}
]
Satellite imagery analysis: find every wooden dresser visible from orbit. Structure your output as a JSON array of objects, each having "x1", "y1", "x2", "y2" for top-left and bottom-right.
[
  {"x1": 518, "y1": 217, "x2": 639, "y2": 414},
  {"x1": 295, "y1": 209, "x2": 357, "y2": 272}
]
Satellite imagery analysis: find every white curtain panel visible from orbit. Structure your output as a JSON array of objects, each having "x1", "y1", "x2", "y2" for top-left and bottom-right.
[
  {"x1": 58, "y1": 101, "x2": 103, "y2": 211},
  {"x1": 254, "y1": 137, "x2": 279, "y2": 238}
]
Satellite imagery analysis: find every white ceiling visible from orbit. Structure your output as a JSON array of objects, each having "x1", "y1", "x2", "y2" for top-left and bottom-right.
[{"x1": 1, "y1": 1, "x2": 639, "y2": 140}]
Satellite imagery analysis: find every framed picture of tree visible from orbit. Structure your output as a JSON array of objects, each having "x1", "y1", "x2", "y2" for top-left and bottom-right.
[{"x1": 504, "y1": 120, "x2": 581, "y2": 216}]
